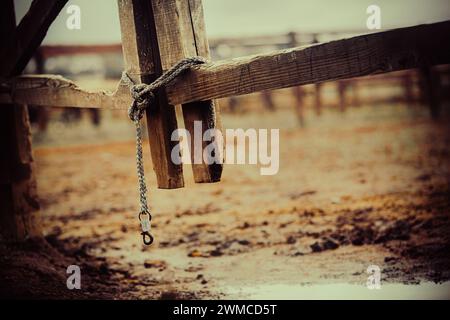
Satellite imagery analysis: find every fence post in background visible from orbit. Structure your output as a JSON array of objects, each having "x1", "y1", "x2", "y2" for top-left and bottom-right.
[
  {"x1": 402, "y1": 72, "x2": 415, "y2": 107},
  {"x1": 419, "y1": 65, "x2": 441, "y2": 120},
  {"x1": 261, "y1": 90, "x2": 276, "y2": 111},
  {"x1": 292, "y1": 86, "x2": 305, "y2": 126},
  {"x1": 311, "y1": 34, "x2": 323, "y2": 116},
  {"x1": 337, "y1": 81, "x2": 347, "y2": 112},
  {"x1": 314, "y1": 83, "x2": 323, "y2": 116},
  {"x1": 288, "y1": 31, "x2": 305, "y2": 126},
  {"x1": 351, "y1": 81, "x2": 361, "y2": 107},
  {"x1": 0, "y1": 0, "x2": 41, "y2": 240}
]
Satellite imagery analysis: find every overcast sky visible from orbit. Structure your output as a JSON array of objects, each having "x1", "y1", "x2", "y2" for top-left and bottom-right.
[{"x1": 14, "y1": 0, "x2": 450, "y2": 44}]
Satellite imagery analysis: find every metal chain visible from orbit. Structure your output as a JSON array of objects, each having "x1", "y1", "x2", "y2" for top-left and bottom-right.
[{"x1": 121, "y1": 56, "x2": 207, "y2": 245}]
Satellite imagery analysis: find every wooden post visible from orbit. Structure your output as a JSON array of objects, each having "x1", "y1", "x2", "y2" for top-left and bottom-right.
[
  {"x1": 402, "y1": 72, "x2": 415, "y2": 107},
  {"x1": 419, "y1": 65, "x2": 441, "y2": 119},
  {"x1": 0, "y1": 0, "x2": 41, "y2": 240},
  {"x1": 0, "y1": 104, "x2": 41, "y2": 240},
  {"x1": 337, "y1": 81, "x2": 347, "y2": 112},
  {"x1": 314, "y1": 83, "x2": 323, "y2": 116},
  {"x1": 118, "y1": 0, "x2": 222, "y2": 188},
  {"x1": 118, "y1": 0, "x2": 184, "y2": 189},
  {"x1": 292, "y1": 86, "x2": 305, "y2": 126},
  {"x1": 260, "y1": 90, "x2": 275, "y2": 111},
  {"x1": 152, "y1": 0, "x2": 223, "y2": 183},
  {"x1": 288, "y1": 31, "x2": 304, "y2": 125},
  {"x1": 351, "y1": 81, "x2": 361, "y2": 107},
  {"x1": 312, "y1": 34, "x2": 322, "y2": 116}
]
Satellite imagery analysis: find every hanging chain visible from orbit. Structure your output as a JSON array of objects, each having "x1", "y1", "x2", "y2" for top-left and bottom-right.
[{"x1": 121, "y1": 57, "x2": 207, "y2": 245}]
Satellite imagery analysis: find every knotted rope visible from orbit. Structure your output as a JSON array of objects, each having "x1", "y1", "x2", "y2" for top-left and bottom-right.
[{"x1": 121, "y1": 56, "x2": 207, "y2": 245}]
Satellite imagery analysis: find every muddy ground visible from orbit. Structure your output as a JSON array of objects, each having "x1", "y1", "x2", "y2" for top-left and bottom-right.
[{"x1": 1, "y1": 100, "x2": 450, "y2": 299}]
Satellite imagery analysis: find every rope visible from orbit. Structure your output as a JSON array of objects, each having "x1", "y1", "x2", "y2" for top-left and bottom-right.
[{"x1": 121, "y1": 56, "x2": 207, "y2": 245}]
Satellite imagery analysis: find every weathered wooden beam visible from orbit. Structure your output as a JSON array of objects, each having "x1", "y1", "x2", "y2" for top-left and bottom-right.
[
  {"x1": 150, "y1": 0, "x2": 222, "y2": 183},
  {"x1": 2, "y1": 21, "x2": 450, "y2": 109},
  {"x1": 118, "y1": 0, "x2": 184, "y2": 189},
  {"x1": 0, "y1": 0, "x2": 68, "y2": 76},
  {"x1": 0, "y1": 0, "x2": 41, "y2": 241},
  {"x1": 167, "y1": 21, "x2": 450, "y2": 104},
  {"x1": 0, "y1": 75, "x2": 131, "y2": 109}
]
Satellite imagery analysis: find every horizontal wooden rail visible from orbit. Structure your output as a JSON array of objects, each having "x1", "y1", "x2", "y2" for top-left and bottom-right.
[
  {"x1": 38, "y1": 44, "x2": 123, "y2": 59},
  {"x1": 0, "y1": 75, "x2": 131, "y2": 109},
  {"x1": 0, "y1": 21, "x2": 449, "y2": 108},
  {"x1": 167, "y1": 21, "x2": 450, "y2": 104}
]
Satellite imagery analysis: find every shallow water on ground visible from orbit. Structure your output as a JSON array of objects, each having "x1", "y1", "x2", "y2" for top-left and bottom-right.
[{"x1": 225, "y1": 282, "x2": 450, "y2": 299}]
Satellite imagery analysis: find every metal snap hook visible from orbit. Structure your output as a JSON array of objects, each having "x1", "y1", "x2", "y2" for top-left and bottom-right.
[
  {"x1": 141, "y1": 231, "x2": 154, "y2": 245},
  {"x1": 138, "y1": 210, "x2": 153, "y2": 245}
]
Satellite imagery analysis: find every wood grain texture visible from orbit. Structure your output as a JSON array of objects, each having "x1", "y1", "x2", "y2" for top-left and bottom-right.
[
  {"x1": 185, "y1": 0, "x2": 223, "y2": 183},
  {"x1": 118, "y1": 0, "x2": 184, "y2": 189},
  {"x1": 0, "y1": 0, "x2": 41, "y2": 240},
  {"x1": 166, "y1": 21, "x2": 450, "y2": 105},
  {"x1": 0, "y1": 74, "x2": 132, "y2": 110},
  {"x1": 151, "y1": 0, "x2": 223, "y2": 183},
  {"x1": 0, "y1": 74, "x2": 131, "y2": 109},
  {"x1": 2, "y1": 21, "x2": 450, "y2": 109}
]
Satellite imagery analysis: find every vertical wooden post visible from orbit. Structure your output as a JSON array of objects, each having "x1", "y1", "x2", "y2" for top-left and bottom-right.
[
  {"x1": 118, "y1": 0, "x2": 184, "y2": 188},
  {"x1": 0, "y1": 0, "x2": 41, "y2": 240},
  {"x1": 152, "y1": 0, "x2": 223, "y2": 183},
  {"x1": 420, "y1": 65, "x2": 441, "y2": 120},
  {"x1": 311, "y1": 34, "x2": 322, "y2": 116},
  {"x1": 260, "y1": 90, "x2": 275, "y2": 111},
  {"x1": 402, "y1": 72, "x2": 415, "y2": 107},
  {"x1": 292, "y1": 86, "x2": 305, "y2": 126},
  {"x1": 314, "y1": 83, "x2": 323, "y2": 116},
  {"x1": 288, "y1": 31, "x2": 305, "y2": 125},
  {"x1": 118, "y1": 0, "x2": 222, "y2": 187},
  {"x1": 337, "y1": 81, "x2": 347, "y2": 112},
  {"x1": 0, "y1": 105, "x2": 41, "y2": 240},
  {"x1": 351, "y1": 81, "x2": 361, "y2": 107}
]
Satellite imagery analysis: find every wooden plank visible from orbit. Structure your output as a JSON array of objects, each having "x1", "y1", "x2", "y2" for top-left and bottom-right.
[
  {"x1": 166, "y1": 21, "x2": 450, "y2": 105},
  {"x1": 2, "y1": 21, "x2": 450, "y2": 109},
  {"x1": 0, "y1": 0, "x2": 68, "y2": 76},
  {"x1": 0, "y1": 0, "x2": 41, "y2": 240},
  {"x1": 150, "y1": 0, "x2": 222, "y2": 183},
  {"x1": 118, "y1": 0, "x2": 184, "y2": 189},
  {"x1": 38, "y1": 44, "x2": 123, "y2": 59},
  {"x1": 0, "y1": 74, "x2": 131, "y2": 109}
]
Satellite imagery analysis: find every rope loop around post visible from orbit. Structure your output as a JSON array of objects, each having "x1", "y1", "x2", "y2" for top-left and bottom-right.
[{"x1": 121, "y1": 56, "x2": 207, "y2": 122}]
